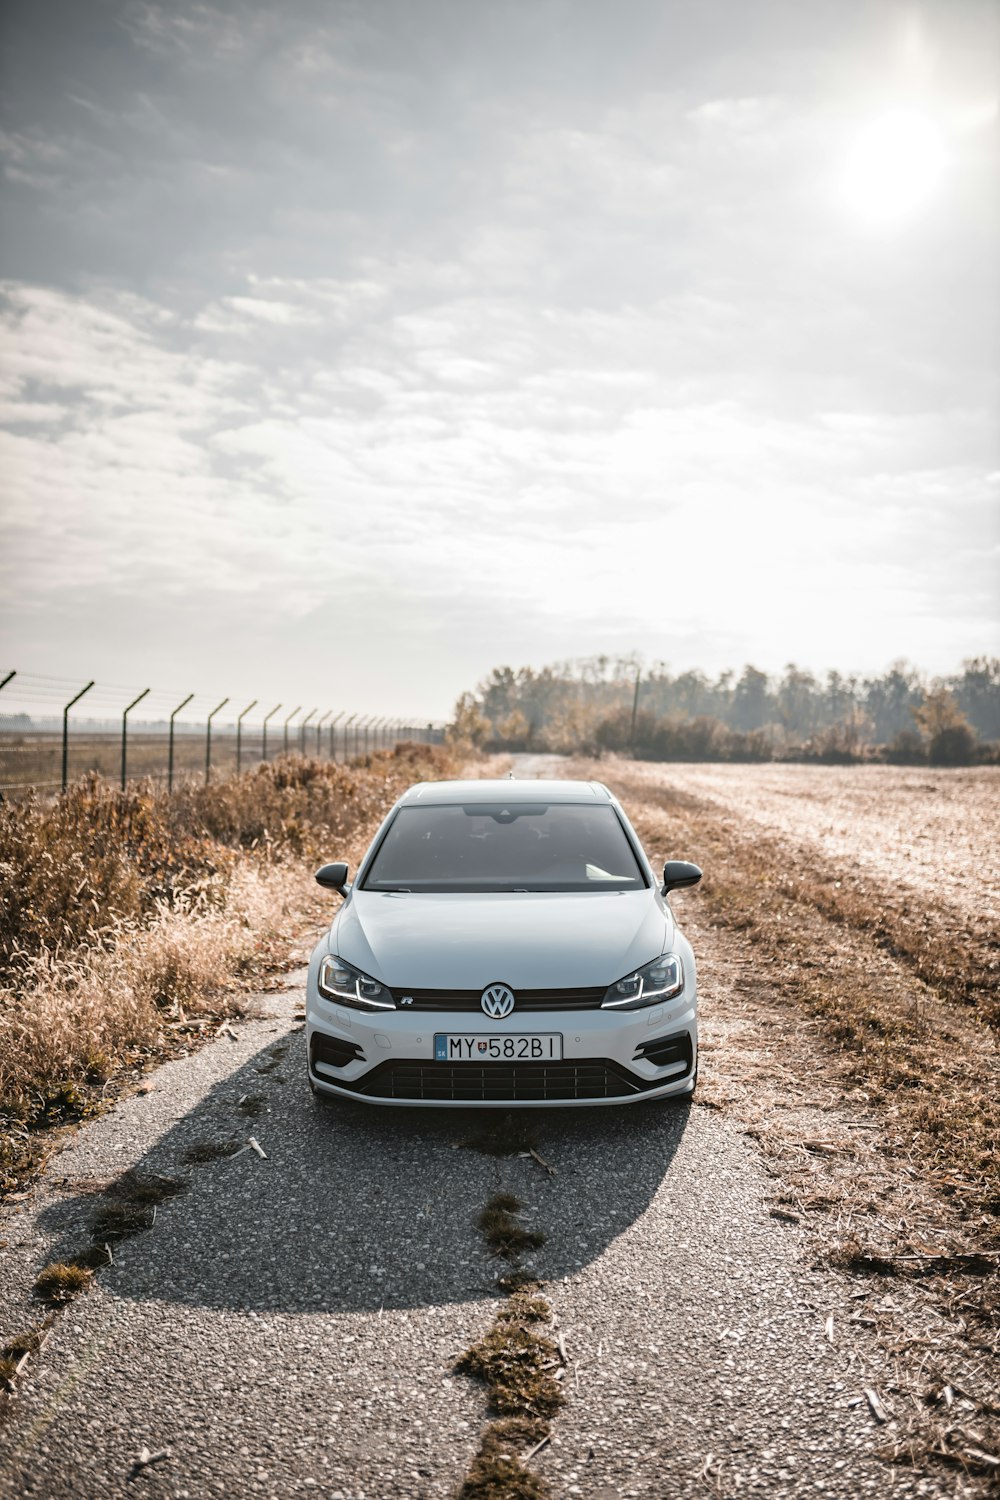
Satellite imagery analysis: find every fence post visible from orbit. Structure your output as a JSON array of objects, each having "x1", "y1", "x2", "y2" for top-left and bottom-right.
[
  {"x1": 206, "y1": 698, "x2": 229, "y2": 784},
  {"x1": 237, "y1": 699, "x2": 258, "y2": 774},
  {"x1": 262, "y1": 704, "x2": 281, "y2": 762},
  {"x1": 283, "y1": 706, "x2": 301, "y2": 755},
  {"x1": 316, "y1": 710, "x2": 331, "y2": 756},
  {"x1": 300, "y1": 707, "x2": 317, "y2": 755},
  {"x1": 341, "y1": 713, "x2": 357, "y2": 762},
  {"x1": 121, "y1": 688, "x2": 150, "y2": 791},
  {"x1": 168, "y1": 693, "x2": 194, "y2": 792},
  {"x1": 329, "y1": 712, "x2": 344, "y2": 759},
  {"x1": 62, "y1": 680, "x2": 95, "y2": 792}
]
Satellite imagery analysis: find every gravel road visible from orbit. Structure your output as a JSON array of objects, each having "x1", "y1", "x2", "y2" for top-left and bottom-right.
[{"x1": 1, "y1": 962, "x2": 956, "y2": 1500}]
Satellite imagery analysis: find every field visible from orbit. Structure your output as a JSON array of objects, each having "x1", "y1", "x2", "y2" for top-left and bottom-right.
[{"x1": 623, "y1": 760, "x2": 999, "y2": 918}]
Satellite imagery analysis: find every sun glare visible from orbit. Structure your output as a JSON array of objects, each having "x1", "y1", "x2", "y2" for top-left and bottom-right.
[{"x1": 841, "y1": 108, "x2": 948, "y2": 226}]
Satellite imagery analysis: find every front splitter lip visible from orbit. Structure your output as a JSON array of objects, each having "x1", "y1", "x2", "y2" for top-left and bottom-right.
[{"x1": 307, "y1": 1069, "x2": 697, "y2": 1109}]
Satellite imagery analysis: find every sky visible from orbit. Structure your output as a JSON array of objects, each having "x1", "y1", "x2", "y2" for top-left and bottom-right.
[{"x1": 1, "y1": 0, "x2": 998, "y2": 722}]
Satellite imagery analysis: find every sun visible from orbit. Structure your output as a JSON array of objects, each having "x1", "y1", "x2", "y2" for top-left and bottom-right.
[{"x1": 841, "y1": 108, "x2": 948, "y2": 226}]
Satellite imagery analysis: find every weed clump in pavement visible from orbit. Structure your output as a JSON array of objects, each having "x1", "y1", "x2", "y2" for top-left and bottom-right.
[
  {"x1": 182, "y1": 1138, "x2": 242, "y2": 1165},
  {"x1": 496, "y1": 1268, "x2": 543, "y2": 1295},
  {"x1": 463, "y1": 1114, "x2": 538, "y2": 1158},
  {"x1": 255, "y1": 1043, "x2": 289, "y2": 1075},
  {"x1": 457, "y1": 1193, "x2": 562, "y2": 1498},
  {"x1": 0, "y1": 1318, "x2": 53, "y2": 1387},
  {"x1": 33, "y1": 1262, "x2": 93, "y2": 1304},
  {"x1": 478, "y1": 1195, "x2": 546, "y2": 1262},
  {"x1": 457, "y1": 1298, "x2": 563, "y2": 1420},
  {"x1": 90, "y1": 1169, "x2": 187, "y2": 1242},
  {"x1": 459, "y1": 1424, "x2": 549, "y2": 1500}
]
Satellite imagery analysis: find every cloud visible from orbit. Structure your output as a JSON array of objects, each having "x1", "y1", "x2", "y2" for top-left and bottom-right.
[{"x1": 0, "y1": 0, "x2": 996, "y2": 711}]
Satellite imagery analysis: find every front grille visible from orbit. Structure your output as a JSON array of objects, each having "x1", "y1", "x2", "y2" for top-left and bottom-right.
[
  {"x1": 633, "y1": 1031, "x2": 694, "y2": 1071},
  {"x1": 337, "y1": 1058, "x2": 658, "y2": 1102},
  {"x1": 389, "y1": 986, "x2": 607, "y2": 1013},
  {"x1": 310, "y1": 1033, "x2": 365, "y2": 1070}
]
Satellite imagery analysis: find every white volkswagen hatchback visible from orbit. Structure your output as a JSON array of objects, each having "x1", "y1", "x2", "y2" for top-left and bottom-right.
[{"x1": 306, "y1": 779, "x2": 701, "y2": 1108}]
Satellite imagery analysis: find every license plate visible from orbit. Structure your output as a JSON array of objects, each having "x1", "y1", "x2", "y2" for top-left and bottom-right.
[{"x1": 434, "y1": 1033, "x2": 562, "y2": 1062}]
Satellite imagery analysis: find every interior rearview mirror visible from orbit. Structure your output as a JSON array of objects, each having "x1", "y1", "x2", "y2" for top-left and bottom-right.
[{"x1": 315, "y1": 861, "x2": 350, "y2": 894}]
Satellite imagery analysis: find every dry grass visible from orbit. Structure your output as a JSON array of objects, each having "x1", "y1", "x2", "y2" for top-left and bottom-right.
[
  {"x1": 180, "y1": 1139, "x2": 242, "y2": 1165},
  {"x1": 0, "y1": 743, "x2": 463, "y2": 1193},
  {"x1": 88, "y1": 1169, "x2": 187, "y2": 1241},
  {"x1": 478, "y1": 1195, "x2": 547, "y2": 1262},
  {"x1": 463, "y1": 1114, "x2": 540, "y2": 1159},
  {"x1": 0, "y1": 1317, "x2": 54, "y2": 1389},
  {"x1": 32, "y1": 1262, "x2": 93, "y2": 1305}
]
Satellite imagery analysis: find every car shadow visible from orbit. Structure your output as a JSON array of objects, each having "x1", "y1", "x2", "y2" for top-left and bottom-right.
[{"x1": 37, "y1": 1026, "x2": 690, "y2": 1315}]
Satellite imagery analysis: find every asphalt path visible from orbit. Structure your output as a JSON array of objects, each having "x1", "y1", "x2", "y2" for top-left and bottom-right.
[{"x1": 0, "y1": 957, "x2": 952, "y2": 1500}]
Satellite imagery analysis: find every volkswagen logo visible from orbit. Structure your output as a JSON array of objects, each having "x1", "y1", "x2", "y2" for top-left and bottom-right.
[{"x1": 480, "y1": 983, "x2": 516, "y2": 1019}]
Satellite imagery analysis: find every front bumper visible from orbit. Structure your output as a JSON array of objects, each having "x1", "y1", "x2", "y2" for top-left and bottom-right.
[{"x1": 306, "y1": 990, "x2": 698, "y2": 1108}]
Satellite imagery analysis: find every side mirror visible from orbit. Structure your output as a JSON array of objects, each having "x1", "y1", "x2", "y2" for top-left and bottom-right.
[
  {"x1": 662, "y1": 860, "x2": 702, "y2": 893},
  {"x1": 315, "y1": 861, "x2": 350, "y2": 894}
]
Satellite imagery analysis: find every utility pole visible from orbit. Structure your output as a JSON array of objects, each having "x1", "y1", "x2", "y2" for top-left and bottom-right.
[{"x1": 629, "y1": 668, "x2": 642, "y2": 758}]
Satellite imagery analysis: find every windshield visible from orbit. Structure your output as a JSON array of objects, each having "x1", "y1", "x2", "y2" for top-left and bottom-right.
[{"x1": 361, "y1": 802, "x2": 647, "y2": 893}]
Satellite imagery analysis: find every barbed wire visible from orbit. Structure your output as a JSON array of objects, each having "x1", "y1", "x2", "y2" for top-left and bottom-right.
[{"x1": 0, "y1": 669, "x2": 442, "y2": 729}]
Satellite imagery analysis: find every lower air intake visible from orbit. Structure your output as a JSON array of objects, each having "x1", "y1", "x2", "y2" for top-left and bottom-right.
[{"x1": 339, "y1": 1059, "x2": 660, "y2": 1102}]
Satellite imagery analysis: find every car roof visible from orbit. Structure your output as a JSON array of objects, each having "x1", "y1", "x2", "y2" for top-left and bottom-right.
[{"x1": 398, "y1": 778, "x2": 614, "y2": 805}]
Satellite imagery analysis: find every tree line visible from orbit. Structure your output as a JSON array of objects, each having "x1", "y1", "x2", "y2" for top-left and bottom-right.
[{"x1": 450, "y1": 656, "x2": 1000, "y2": 766}]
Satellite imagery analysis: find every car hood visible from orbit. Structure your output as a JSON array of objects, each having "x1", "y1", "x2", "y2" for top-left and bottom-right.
[{"x1": 331, "y1": 889, "x2": 672, "y2": 990}]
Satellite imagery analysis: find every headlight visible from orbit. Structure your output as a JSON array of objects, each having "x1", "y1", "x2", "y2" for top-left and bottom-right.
[
  {"x1": 318, "y1": 954, "x2": 395, "y2": 1011},
  {"x1": 601, "y1": 953, "x2": 684, "y2": 1010}
]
